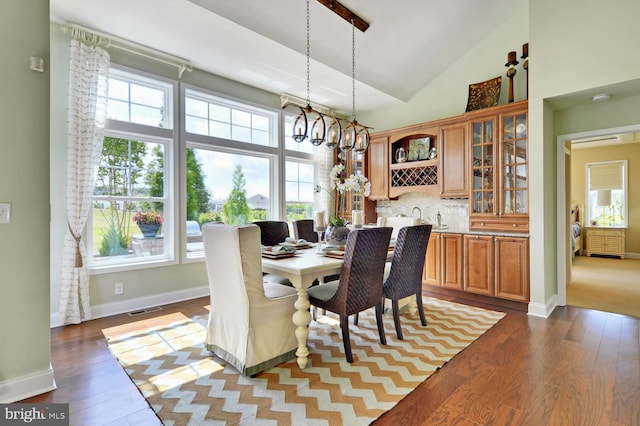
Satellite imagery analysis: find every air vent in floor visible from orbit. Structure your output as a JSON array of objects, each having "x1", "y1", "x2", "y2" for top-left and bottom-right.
[{"x1": 127, "y1": 306, "x2": 163, "y2": 316}]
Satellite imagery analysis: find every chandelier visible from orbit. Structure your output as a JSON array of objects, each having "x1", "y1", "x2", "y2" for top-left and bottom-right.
[{"x1": 289, "y1": 0, "x2": 371, "y2": 153}]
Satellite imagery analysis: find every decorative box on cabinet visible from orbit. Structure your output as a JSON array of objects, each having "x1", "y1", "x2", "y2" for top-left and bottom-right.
[
  {"x1": 494, "y1": 236, "x2": 529, "y2": 302},
  {"x1": 440, "y1": 122, "x2": 469, "y2": 198},
  {"x1": 463, "y1": 234, "x2": 494, "y2": 296},
  {"x1": 584, "y1": 227, "x2": 625, "y2": 258},
  {"x1": 469, "y1": 101, "x2": 529, "y2": 233}
]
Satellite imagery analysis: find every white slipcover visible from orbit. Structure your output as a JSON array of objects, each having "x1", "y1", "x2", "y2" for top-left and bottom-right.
[
  {"x1": 376, "y1": 216, "x2": 420, "y2": 239},
  {"x1": 202, "y1": 223, "x2": 298, "y2": 376}
]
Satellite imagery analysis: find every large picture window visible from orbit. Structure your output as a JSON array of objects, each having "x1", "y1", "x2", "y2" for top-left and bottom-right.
[
  {"x1": 89, "y1": 68, "x2": 176, "y2": 271},
  {"x1": 586, "y1": 160, "x2": 627, "y2": 227}
]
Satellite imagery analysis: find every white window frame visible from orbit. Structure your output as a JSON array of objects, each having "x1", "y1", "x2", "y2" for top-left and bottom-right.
[
  {"x1": 89, "y1": 66, "x2": 178, "y2": 273},
  {"x1": 585, "y1": 160, "x2": 628, "y2": 228}
]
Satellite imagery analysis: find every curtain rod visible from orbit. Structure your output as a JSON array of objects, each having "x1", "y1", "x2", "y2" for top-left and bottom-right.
[{"x1": 60, "y1": 24, "x2": 193, "y2": 78}]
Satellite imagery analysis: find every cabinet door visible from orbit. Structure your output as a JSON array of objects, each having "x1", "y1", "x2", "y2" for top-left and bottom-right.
[
  {"x1": 440, "y1": 123, "x2": 469, "y2": 198},
  {"x1": 463, "y1": 235, "x2": 494, "y2": 296},
  {"x1": 441, "y1": 233, "x2": 463, "y2": 290},
  {"x1": 470, "y1": 117, "x2": 497, "y2": 216},
  {"x1": 367, "y1": 136, "x2": 389, "y2": 200},
  {"x1": 495, "y1": 236, "x2": 529, "y2": 302},
  {"x1": 423, "y1": 232, "x2": 441, "y2": 287},
  {"x1": 499, "y1": 111, "x2": 528, "y2": 217}
]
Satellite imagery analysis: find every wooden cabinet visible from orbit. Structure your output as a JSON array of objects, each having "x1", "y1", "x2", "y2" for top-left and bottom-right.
[
  {"x1": 389, "y1": 128, "x2": 440, "y2": 198},
  {"x1": 495, "y1": 236, "x2": 529, "y2": 302},
  {"x1": 440, "y1": 122, "x2": 469, "y2": 198},
  {"x1": 423, "y1": 232, "x2": 441, "y2": 287},
  {"x1": 469, "y1": 101, "x2": 528, "y2": 233},
  {"x1": 441, "y1": 233, "x2": 463, "y2": 290},
  {"x1": 423, "y1": 231, "x2": 530, "y2": 303},
  {"x1": 463, "y1": 234, "x2": 494, "y2": 296},
  {"x1": 584, "y1": 227, "x2": 626, "y2": 258},
  {"x1": 367, "y1": 135, "x2": 389, "y2": 200},
  {"x1": 336, "y1": 149, "x2": 376, "y2": 223}
]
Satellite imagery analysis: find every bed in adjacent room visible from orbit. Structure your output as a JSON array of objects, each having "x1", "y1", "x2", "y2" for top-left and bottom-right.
[{"x1": 570, "y1": 204, "x2": 583, "y2": 258}]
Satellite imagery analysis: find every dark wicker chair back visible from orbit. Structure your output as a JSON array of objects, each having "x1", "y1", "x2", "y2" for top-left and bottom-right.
[
  {"x1": 308, "y1": 227, "x2": 392, "y2": 362},
  {"x1": 252, "y1": 221, "x2": 290, "y2": 246},
  {"x1": 382, "y1": 224, "x2": 432, "y2": 339},
  {"x1": 292, "y1": 219, "x2": 318, "y2": 242}
]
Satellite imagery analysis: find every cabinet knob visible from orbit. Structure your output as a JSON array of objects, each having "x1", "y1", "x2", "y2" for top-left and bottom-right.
[
  {"x1": 480, "y1": 222, "x2": 484, "y2": 226},
  {"x1": 475, "y1": 235, "x2": 479, "y2": 239},
  {"x1": 513, "y1": 223, "x2": 517, "y2": 227}
]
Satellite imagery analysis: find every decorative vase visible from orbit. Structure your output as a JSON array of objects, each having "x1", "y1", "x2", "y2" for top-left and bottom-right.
[
  {"x1": 138, "y1": 223, "x2": 161, "y2": 238},
  {"x1": 325, "y1": 226, "x2": 350, "y2": 246}
]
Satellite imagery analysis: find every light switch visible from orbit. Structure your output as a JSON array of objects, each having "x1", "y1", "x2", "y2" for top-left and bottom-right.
[{"x1": 0, "y1": 203, "x2": 11, "y2": 224}]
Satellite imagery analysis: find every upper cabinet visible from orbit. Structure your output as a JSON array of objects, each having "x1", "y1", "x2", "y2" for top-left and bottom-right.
[
  {"x1": 389, "y1": 129, "x2": 439, "y2": 198},
  {"x1": 367, "y1": 135, "x2": 389, "y2": 200},
  {"x1": 440, "y1": 122, "x2": 469, "y2": 198},
  {"x1": 469, "y1": 101, "x2": 528, "y2": 233}
]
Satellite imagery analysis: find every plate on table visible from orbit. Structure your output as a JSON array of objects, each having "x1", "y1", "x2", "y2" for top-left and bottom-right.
[
  {"x1": 280, "y1": 241, "x2": 312, "y2": 249},
  {"x1": 323, "y1": 249, "x2": 345, "y2": 259},
  {"x1": 261, "y1": 245, "x2": 296, "y2": 259}
]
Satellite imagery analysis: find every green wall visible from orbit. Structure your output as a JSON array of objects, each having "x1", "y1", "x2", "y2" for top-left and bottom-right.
[{"x1": 0, "y1": 0, "x2": 53, "y2": 399}]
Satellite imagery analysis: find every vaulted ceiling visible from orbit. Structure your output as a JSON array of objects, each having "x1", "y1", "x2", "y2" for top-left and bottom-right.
[{"x1": 51, "y1": 0, "x2": 521, "y2": 116}]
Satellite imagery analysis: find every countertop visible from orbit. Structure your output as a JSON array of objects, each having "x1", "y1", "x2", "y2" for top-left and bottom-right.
[{"x1": 363, "y1": 223, "x2": 530, "y2": 238}]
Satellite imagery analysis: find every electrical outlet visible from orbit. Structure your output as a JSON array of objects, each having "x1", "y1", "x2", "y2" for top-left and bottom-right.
[
  {"x1": 0, "y1": 203, "x2": 11, "y2": 224},
  {"x1": 114, "y1": 282, "x2": 124, "y2": 295}
]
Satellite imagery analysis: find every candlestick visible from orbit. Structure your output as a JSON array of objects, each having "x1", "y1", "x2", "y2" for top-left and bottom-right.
[
  {"x1": 505, "y1": 50, "x2": 519, "y2": 103},
  {"x1": 521, "y1": 43, "x2": 529, "y2": 99}
]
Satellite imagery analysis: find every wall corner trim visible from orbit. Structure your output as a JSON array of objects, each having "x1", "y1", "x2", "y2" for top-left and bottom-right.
[{"x1": 0, "y1": 365, "x2": 56, "y2": 403}]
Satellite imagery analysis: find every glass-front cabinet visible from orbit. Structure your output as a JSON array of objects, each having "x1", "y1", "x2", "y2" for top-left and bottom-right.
[{"x1": 469, "y1": 101, "x2": 528, "y2": 233}]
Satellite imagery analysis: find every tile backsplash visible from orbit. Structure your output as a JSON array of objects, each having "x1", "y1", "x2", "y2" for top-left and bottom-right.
[{"x1": 374, "y1": 192, "x2": 469, "y2": 230}]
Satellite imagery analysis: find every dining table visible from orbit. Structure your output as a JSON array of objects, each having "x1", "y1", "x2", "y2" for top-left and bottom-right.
[
  {"x1": 261, "y1": 245, "x2": 343, "y2": 369},
  {"x1": 261, "y1": 238, "x2": 397, "y2": 369}
]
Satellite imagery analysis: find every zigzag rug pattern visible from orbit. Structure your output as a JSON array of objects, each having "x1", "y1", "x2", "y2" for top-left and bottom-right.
[{"x1": 104, "y1": 297, "x2": 505, "y2": 425}]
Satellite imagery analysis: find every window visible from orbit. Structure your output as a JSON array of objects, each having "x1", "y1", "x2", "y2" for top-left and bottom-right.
[
  {"x1": 185, "y1": 89, "x2": 275, "y2": 146},
  {"x1": 89, "y1": 68, "x2": 176, "y2": 271},
  {"x1": 285, "y1": 159, "x2": 315, "y2": 221},
  {"x1": 586, "y1": 160, "x2": 627, "y2": 227},
  {"x1": 184, "y1": 87, "x2": 280, "y2": 259}
]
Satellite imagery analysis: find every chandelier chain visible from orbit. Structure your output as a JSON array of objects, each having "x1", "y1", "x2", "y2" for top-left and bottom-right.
[
  {"x1": 306, "y1": 0, "x2": 311, "y2": 106},
  {"x1": 351, "y1": 18, "x2": 356, "y2": 122}
]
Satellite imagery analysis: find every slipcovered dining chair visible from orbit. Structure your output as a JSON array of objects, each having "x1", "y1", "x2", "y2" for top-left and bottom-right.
[
  {"x1": 202, "y1": 223, "x2": 299, "y2": 376},
  {"x1": 382, "y1": 224, "x2": 432, "y2": 339},
  {"x1": 253, "y1": 220, "x2": 293, "y2": 285},
  {"x1": 307, "y1": 227, "x2": 393, "y2": 363},
  {"x1": 376, "y1": 216, "x2": 420, "y2": 239}
]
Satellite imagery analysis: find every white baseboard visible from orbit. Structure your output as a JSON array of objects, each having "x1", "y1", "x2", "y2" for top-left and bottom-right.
[
  {"x1": 528, "y1": 294, "x2": 558, "y2": 318},
  {"x1": 51, "y1": 286, "x2": 209, "y2": 328},
  {"x1": 625, "y1": 252, "x2": 640, "y2": 259},
  {"x1": 0, "y1": 365, "x2": 56, "y2": 403}
]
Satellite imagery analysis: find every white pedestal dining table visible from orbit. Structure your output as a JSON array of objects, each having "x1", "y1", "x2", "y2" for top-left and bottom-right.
[{"x1": 261, "y1": 246, "x2": 343, "y2": 369}]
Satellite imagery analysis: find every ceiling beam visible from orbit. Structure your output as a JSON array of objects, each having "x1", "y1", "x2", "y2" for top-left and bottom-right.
[{"x1": 316, "y1": 0, "x2": 369, "y2": 32}]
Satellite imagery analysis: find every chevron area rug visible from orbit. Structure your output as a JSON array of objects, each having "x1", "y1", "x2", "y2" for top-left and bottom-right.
[{"x1": 103, "y1": 297, "x2": 505, "y2": 425}]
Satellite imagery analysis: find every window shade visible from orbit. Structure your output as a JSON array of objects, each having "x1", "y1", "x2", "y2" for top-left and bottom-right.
[{"x1": 588, "y1": 162, "x2": 623, "y2": 190}]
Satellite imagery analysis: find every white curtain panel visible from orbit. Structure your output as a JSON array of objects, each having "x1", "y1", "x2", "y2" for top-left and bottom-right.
[
  {"x1": 314, "y1": 145, "x2": 334, "y2": 219},
  {"x1": 59, "y1": 39, "x2": 110, "y2": 324}
]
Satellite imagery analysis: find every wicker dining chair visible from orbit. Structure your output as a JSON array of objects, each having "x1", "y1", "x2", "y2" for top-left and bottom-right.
[
  {"x1": 382, "y1": 224, "x2": 432, "y2": 339},
  {"x1": 292, "y1": 219, "x2": 318, "y2": 242},
  {"x1": 252, "y1": 220, "x2": 290, "y2": 246},
  {"x1": 307, "y1": 227, "x2": 392, "y2": 363}
]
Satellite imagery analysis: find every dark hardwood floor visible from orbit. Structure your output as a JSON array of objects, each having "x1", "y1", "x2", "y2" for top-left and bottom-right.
[{"x1": 23, "y1": 294, "x2": 639, "y2": 425}]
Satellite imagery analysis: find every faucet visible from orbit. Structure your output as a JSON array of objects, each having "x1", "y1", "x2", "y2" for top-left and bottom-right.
[{"x1": 411, "y1": 206, "x2": 422, "y2": 222}]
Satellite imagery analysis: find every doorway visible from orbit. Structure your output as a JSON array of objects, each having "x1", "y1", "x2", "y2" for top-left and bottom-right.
[{"x1": 557, "y1": 125, "x2": 640, "y2": 314}]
